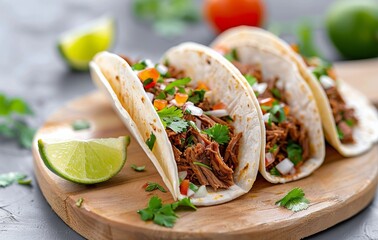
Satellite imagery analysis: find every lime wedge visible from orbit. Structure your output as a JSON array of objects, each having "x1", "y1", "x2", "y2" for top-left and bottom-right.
[
  {"x1": 57, "y1": 16, "x2": 115, "y2": 71},
  {"x1": 38, "y1": 136, "x2": 130, "y2": 184}
]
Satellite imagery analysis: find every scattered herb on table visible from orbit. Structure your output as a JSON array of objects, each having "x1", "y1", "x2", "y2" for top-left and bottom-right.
[
  {"x1": 0, "y1": 172, "x2": 27, "y2": 187},
  {"x1": 132, "y1": 0, "x2": 200, "y2": 37},
  {"x1": 137, "y1": 196, "x2": 196, "y2": 228},
  {"x1": 146, "y1": 132, "x2": 156, "y2": 150},
  {"x1": 275, "y1": 187, "x2": 310, "y2": 212},
  {"x1": 144, "y1": 182, "x2": 167, "y2": 193},
  {"x1": 131, "y1": 164, "x2": 146, "y2": 172},
  {"x1": 76, "y1": 198, "x2": 84, "y2": 208},
  {"x1": 0, "y1": 93, "x2": 35, "y2": 149},
  {"x1": 72, "y1": 120, "x2": 91, "y2": 131},
  {"x1": 17, "y1": 179, "x2": 32, "y2": 186}
]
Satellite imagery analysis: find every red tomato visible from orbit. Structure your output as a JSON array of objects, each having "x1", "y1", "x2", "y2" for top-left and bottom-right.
[
  {"x1": 180, "y1": 179, "x2": 190, "y2": 195},
  {"x1": 204, "y1": 0, "x2": 265, "y2": 33}
]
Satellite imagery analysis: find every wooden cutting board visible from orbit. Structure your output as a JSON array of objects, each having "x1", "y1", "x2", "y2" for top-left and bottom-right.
[{"x1": 32, "y1": 59, "x2": 378, "y2": 240}]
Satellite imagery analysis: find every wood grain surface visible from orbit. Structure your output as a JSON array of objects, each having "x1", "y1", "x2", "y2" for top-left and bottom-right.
[{"x1": 32, "y1": 91, "x2": 378, "y2": 240}]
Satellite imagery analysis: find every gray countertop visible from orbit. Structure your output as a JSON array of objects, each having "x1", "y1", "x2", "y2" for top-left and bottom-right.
[{"x1": 1, "y1": 0, "x2": 377, "y2": 239}]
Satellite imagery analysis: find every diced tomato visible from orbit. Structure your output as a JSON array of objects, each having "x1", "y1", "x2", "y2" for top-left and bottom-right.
[
  {"x1": 213, "y1": 102, "x2": 227, "y2": 110},
  {"x1": 283, "y1": 105, "x2": 290, "y2": 116},
  {"x1": 174, "y1": 93, "x2": 189, "y2": 106},
  {"x1": 327, "y1": 68, "x2": 337, "y2": 80},
  {"x1": 290, "y1": 44, "x2": 299, "y2": 53},
  {"x1": 180, "y1": 179, "x2": 190, "y2": 195},
  {"x1": 153, "y1": 99, "x2": 168, "y2": 110},
  {"x1": 138, "y1": 68, "x2": 160, "y2": 89},
  {"x1": 142, "y1": 182, "x2": 149, "y2": 189},
  {"x1": 196, "y1": 81, "x2": 209, "y2": 91}
]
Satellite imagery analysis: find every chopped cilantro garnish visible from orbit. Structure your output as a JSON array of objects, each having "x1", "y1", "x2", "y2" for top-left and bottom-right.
[
  {"x1": 275, "y1": 187, "x2": 310, "y2": 212},
  {"x1": 345, "y1": 119, "x2": 354, "y2": 127},
  {"x1": 224, "y1": 48, "x2": 238, "y2": 62},
  {"x1": 145, "y1": 182, "x2": 167, "y2": 192},
  {"x1": 131, "y1": 62, "x2": 147, "y2": 70},
  {"x1": 0, "y1": 172, "x2": 27, "y2": 187},
  {"x1": 72, "y1": 120, "x2": 90, "y2": 131},
  {"x1": 131, "y1": 164, "x2": 146, "y2": 172},
  {"x1": 155, "y1": 91, "x2": 167, "y2": 100},
  {"x1": 76, "y1": 198, "x2": 84, "y2": 207},
  {"x1": 269, "y1": 144, "x2": 278, "y2": 153},
  {"x1": 270, "y1": 167, "x2": 281, "y2": 176},
  {"x1": 157, "y1": 106, "x2": 188, "y2": 133},
  {"x1": 203, "y1": 124, "x2": 230, "y2": 144},
  {"x1": 244, "y1": 74, "x2": 257, "y2": 86},
  {"x1": 193, "y1": 161, "x2": 212, "y2": 170},
  {"x1": 146, "y1": 132, "x2": 156, "y2": 150},
  {"x1": 189, "y1": 182, "x2": 199, "y2": 192},
  {"x1": 137, "y1": 196, "x2": 196, "y2": 228},
  {"x1": 143, "y1": 78, "x2": 154, "y2": 87},
  {"x1": 336, "y1": 126, "x2": 344, "y2": 140},
  {"x1": 188, "y1": 89, "x2": 206, "y2": 104},
  {"x1": 287, "y1": 141, "x2": 303, "y2": 165},
  {"x1": 165, "y1": 88, "x2": 176, "y2": 95},
  {"x1": 178, "y1": 86, "x2": 186, "y2": 94},
  {"x1": 270, "y1": 88, "x2": 281, "y2": 100},
  {"x1": 267, "y1": 103, "x2": 286, "y2": 125},
  {"x1": 164, "y1": 77, "x2": 191, "y2": 92}
]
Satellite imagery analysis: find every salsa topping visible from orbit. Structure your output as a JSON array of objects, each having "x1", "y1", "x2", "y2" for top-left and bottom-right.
[
  {"x1": 128, "y1": 57, "x2": 243, "y2": 197},
  {"x1": 223, "y1": 48, "x2": 310, "y2": 177}
]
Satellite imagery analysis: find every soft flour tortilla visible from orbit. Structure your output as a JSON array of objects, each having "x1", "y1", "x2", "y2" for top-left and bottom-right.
[
  {"x1": 212, "y1": 31, "x2": 325, "y2": 183},
  {"x1": 90, "y1": 42, "x2": 262, "y2": 206},
  {"x1": 213, "y1": 26, "x2": 378, "y2": 157}
]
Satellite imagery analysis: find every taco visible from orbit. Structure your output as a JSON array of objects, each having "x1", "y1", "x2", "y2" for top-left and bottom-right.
[
  {"x1": 89, "y1": 43, "x2": 262, "y2": 205},
  {"x1": 212, "y1": 26, "x2": 378, "y2": 157},
  {"x1": 212, "y1": 30, "x2": 325, "y2": 183}
]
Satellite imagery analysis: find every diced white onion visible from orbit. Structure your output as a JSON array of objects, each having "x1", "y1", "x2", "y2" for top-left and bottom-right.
[
  {"x1": 275, "y1": 158, "x2": 294, "y2": 175},
  {"x1": 186, "y1": 105, "x2": 203, "y2": 116},
  {"x1": 187, "y1": 189, "x2": 195, "y2": 197},
  {"x1": 143, "y1": 59, "x2": 154, "y2": 68},
  {"x1": 262, "y1": 113, "x2": 270, "y2": 123},
  {"x1": 160, "y1": 84, "x2": 166, "y2": 90},
  {"x1": 156, "y1": 64, "x2": 168, "y2": 75},
  {"x1": 146, "y1": 92, "x2": 154, "y2": 102},
  {"x1": 204, "y1": 90, "x2": 213, "y2": 99},
  {"x1": 289, "y1": 168, "x2": 296, "y2": 175},
  {"x1": 195, "y1": 118, "x2": 202, "y2": 129},
  {"x1": 252, "y1": 82, "x2": 267, "y2": 95},
  {"x1": 205, "y1": 109, "x2": 229, "y2": 118},
  {"x1": 265, "y1": 152, "x2": 274, "y2": 166},
  {"x1": 170, "y1": 99, "x2": 178, "y2": 106},
  {"x1": 193, "y1": 185, "x2": 208, "y2": 198},
  {"x1": 319, "y1": 75, "x2": 335, "y2": 89},
  {"x1": 276, "y1": 79, "x2": 284, "y2": 89},
  {"x1": 178, "y1": 171, "x2": 187, "y2": 180}
]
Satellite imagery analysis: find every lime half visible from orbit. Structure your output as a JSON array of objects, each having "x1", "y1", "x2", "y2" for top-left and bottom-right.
[
  {"x1": 57, "y1": 16, "x2": 115, "y2": 71},
  {"x1": 38, "y1": 136, "x2": 130, "y2": 184}
]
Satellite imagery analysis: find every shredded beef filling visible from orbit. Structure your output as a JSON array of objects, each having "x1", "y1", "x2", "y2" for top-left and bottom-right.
[{"x1": 233, "y1": 60, "x2": 310, "y2": 175}]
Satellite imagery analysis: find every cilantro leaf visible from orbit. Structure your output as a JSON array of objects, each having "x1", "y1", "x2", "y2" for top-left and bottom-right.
[
  {"x1": 244, "y1": 74, "x2": 257, "y2": 86},
  {"x1": 336, "y1": 126, "x2": 344, "y2": 140},
  {"x1": 270, "y1": 88, "x2": 281, "y2": 100},
  {"x1": 269, "y1": 144, "x2": 278, "y2": 153},
  {"x1": 287, "y1": 141, "x2": 303, "y2": 165},
  {"x1": 268, "y1": 103, "x2": 286, "y2": 124},
  {"x1": 76, "y1": 198, "x2": 84, "y2": 207},
  {"x1": 146, "y1": 132, "x2": 156, "y2": 150},
  {"x1": 270, "y1": 167, "x2": 281, "y2": 176},
  {"x1": 132, "y1": 61, "x2": 147, "y2": 70},
  {"x1": 131, "y1": 164, "x2": 146, "y2": 172},
  {"x1": 203, "y1": 124, "x2": 230, "y2": 144},
  {"x1": 0, "y1": 172, "x2": 27, "y2": 187},
  {"x1": 155, "y1": 91, "x2": 167, "y2": 100},
  {"x1": 188, "y1": 89, "x2": 206, "y2": 104},
  {"x1": 158, "y1": 106, "x2": 183, "y2": 120},
  {"x1": 275, "y1": 187, "x2": 309, "y2": 212},
  {"x1": 72, "y1": 120, "x2": 91, "y2": 131},
  {"x1": 145, "y1": 182, "x2": 167, "y2": 192},
  {"x1": 17, "y1": 179, "x2": 32, "y2": 185},
  {"x1": 157, "y1": 106, "x2": 188, "y2": 133},
  {"x1": 224, "y1": 48, "x2": 238, "y2": 62},
  {"x1": 164, "y1": 117, "x2": 188, "y2": 133},
  {"x1": 164, "y1": 77, "x2": 191, "y2": 92},
  {"x1": 137, "y1": 196, "x2": 196, "y2": 228},
  {"x1": 193, "y1": 161, "x2": 212, "y2": 170}
]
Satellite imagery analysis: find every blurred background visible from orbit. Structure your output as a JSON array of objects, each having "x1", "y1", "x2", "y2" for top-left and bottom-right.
[{"x1": 0, "y1": 0, "x2": 378, "y2": 239}]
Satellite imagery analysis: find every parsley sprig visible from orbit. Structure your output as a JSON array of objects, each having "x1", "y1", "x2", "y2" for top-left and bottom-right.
[
  {"x1": 137, "y1": 196, "x2": 196, "y2": 228},
  {"x1": 203, "y1": 124, "x2": 230, "y2": 144},
  {"x1": 276, "y1": 187, "x2": 310, "y2": 212}
]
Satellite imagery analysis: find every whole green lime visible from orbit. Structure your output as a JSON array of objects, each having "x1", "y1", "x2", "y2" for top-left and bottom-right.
[{"x1": 326, "y1": 0, "x2": 378, "y2": 59}]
